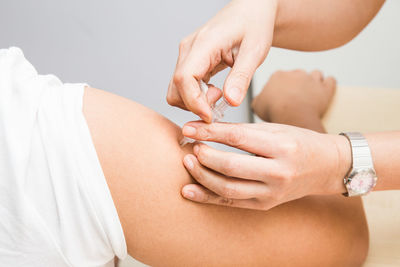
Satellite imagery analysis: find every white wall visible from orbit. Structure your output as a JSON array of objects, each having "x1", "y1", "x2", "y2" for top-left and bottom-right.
[
  {"x1": 253, "y1": 0, "x2": 400, "y2": 99},
  {"x1": 0, "y1": 0, "x2": 249, "y2": 129}
]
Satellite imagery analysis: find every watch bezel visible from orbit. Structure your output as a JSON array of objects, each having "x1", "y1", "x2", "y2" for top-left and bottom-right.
[{"x1": 344, "y1": 168, "x2": 378, "y2": 197}]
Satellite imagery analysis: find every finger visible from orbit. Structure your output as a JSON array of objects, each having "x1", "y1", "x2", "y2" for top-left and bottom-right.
[
  {"x1": 183, "y1": 154, "x2": 268, "y2": 199},
  {"x1": 166, "y1": 79, "x2": 189, "y2": 111},
  {"x1": 182, "y1": 121, "x2": 280, "y2": 155},
  {"x1": 193, "y1": 143, "x2": 275, "y2": 181},
  {"x1": 169, "y1": 45, "x2": 215, "y2": 121},
  {"x1": 182, "y1": 184, "x2": 267, "y2": 210},
  {"x1": 174, "y1": 41, "x2": 227, "y2": 122},
  {"x1": 205, "y1": 84, "x2": 223, "y2": 106},
  {"x1": 176, "y1": 76, "x2": 212, "y2": 122},
  {"x1": 323, "y1": 76, "x2": 336, "y2": 91},
  {"x1": 233, "y1": 121, "x2": 283, "y2": 133},
  {"x1": 224, "y1": 37, "x2": 267, "y2": 106},
  {"x1": 323, "y1": 76, "x2": 337, "y2": 103},
  {"x1": 166, "y1": 33, "x2": 198, "y2": 111},
  {"x1": 310, "y1": 70, "x2": 323, "y2": 81}
]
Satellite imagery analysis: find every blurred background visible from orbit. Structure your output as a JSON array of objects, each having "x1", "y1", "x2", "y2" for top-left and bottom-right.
[
  {"x1": 252, "y1": 0, "x2": 400, "y2": 105},
  {"x1": 0, "y1": 1, "x2": 398, "y2": 266}
]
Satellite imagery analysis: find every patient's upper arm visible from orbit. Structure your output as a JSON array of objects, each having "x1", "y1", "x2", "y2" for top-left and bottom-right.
[{"x1": 83, "y1": 87, "x2": 368, "y2": 267}]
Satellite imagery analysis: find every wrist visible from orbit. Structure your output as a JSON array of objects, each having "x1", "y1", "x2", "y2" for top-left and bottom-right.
[{"x1": 328, "y1": 134, "x2": 351, "y2": 195}]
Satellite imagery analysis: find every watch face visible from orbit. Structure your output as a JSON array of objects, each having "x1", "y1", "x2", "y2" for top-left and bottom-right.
[{"x1": 348, "y1": 169, "x2": 377, "y2": 195}]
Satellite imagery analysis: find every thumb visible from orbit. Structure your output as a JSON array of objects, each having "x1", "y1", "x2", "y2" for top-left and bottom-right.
[{"x1": 224, "y1": 39, "x2": 267, "y2": 106}]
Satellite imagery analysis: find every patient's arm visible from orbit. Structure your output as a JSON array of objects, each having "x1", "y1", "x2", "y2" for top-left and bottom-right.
[{"x1": 83, "y1": 87, "x2": 368, "y2": 267}]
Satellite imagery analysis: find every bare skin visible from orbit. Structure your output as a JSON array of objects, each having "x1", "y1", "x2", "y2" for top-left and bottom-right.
[
  {"x1": 82, "y1": 81, "x2": 368, "y2": 266},
  {"x1": 273, "y1": 0, "x2": 385, "y2": 51}
]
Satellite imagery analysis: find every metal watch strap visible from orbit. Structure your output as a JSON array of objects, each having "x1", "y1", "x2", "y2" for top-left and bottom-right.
[
  {"x1": 340, "y1": 132, "x2": 374, "y2": 168},
  {"x1": 340, "y1": 132, "x2": 376, "y2": 197}
]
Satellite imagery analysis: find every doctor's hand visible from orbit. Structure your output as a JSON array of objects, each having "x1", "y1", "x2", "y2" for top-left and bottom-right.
[
  {"x1": 167, "y1": 0, "x2": 277, "y2": 123},
  {"x1": 180, "y1": 122, "x2": 349, "y2": 210},
  {"x1": 180, "y1": 69, "x2": 346, "y2": 210}
]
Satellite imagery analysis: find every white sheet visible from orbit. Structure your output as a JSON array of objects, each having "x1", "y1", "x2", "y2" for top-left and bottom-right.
[{"x1": 0, "y1": 47, "x2": 126, "y2": 267}]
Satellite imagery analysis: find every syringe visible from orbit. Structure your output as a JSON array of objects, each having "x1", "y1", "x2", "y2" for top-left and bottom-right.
[
  {"x1": 211, "y1": 97, "x2": 230, "y2": 122},
  {"x1": 180, "y1": 81, "x2": 230, "y2": 146}
]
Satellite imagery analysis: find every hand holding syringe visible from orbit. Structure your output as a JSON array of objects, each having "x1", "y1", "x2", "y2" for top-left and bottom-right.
[{"x1": 180, "y1": 81, "x2": 230, "y2": 146}]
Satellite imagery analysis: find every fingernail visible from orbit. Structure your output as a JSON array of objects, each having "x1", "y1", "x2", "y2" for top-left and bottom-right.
[
  {"x1": 183, "y1": 155, "x2": 194, "y2": 170},
  {"x1": 183, "y1": 189, "x2": 195, "y2": 200},
  {"x1": 193, "y1": 144, "x2": 199, "y2": 155},
  {"x1": 227, "y1": 87, "x2": 241, "y2": 105},
  {"x1": 183, "y1": 126, "x2": 197, "y2": 137}
]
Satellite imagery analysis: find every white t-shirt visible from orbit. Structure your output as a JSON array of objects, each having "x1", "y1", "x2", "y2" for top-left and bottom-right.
[{"x1": 0, "y1": 47, "x2": 127, "y2": 267}]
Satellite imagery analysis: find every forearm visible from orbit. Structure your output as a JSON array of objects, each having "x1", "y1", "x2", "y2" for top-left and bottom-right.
[
  {"x1": 273, "y1": 0, "x2": 385, "y2": 51},
  {"x1": 362, "y1": 132, "x2": 400, "y2": 191}
]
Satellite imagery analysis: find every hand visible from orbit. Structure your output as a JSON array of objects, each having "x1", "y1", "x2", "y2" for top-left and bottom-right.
[
  {"x1": 180, "y1": 122, "x2": 350, "y2": 210},
  {"x1": 167, "y1": 0, "x2": 278, "y2": 122},
  {"x1": 252, "y1": 70, "x2": 336, "y2": 123}
]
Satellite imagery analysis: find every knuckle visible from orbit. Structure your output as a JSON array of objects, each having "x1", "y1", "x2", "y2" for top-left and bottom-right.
[
  {"x1": 195, "y1": 27, "x2": 209, "y2": 42},
  {"x1": 197, "y1": 123, "x2": 218, "y2": 141},
  {"x1": 197, "y1": 127, "x2": 211, "y2": 140},
  {"x1": 200, "y1": 192, "x2": 211, "y2": 203},
  {"x1": 166, "y1": 93, "x2": 173, "y2": 104},
  {"x1": 179, "y1": 37, "x2": 191, "y2": 51},
  {"x1": 325, "y1": 76, "x2": 337, "y2": 86},
  {"x1": 277, "y1": 169, "x2": 296, "y2": 185},
  {"x1": 166, "y1": 92, "x2": 177, "y2": 105},
  {"x1": 220, "y1": 183, "x2": 238, "y2": 198},
  {"x1": 196, "y1": 145, "x2": 207, "y2": 162},
  {"x1": 218, "y1": 197, "x2": 235, "y2": 206},
  {"x1": 226, "y1": 126, "x2": 245, "y2": 147},
  {"x1": 283, "y1": 138, "x2": 300, "y2": 154},
  {"x1": 172, "y1": 71, "x2": 185, "y2": 85},
  {"x1": 221, "y1": 158, "x2": 239, "y2": 175},
  {"x1": 284, "y1": 171, "x2": 295, "y2": 183}
]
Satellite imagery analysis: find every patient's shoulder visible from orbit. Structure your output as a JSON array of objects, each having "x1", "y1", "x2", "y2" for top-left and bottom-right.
[
  {"x1": 82, "y1": 86, "x2": 190, "y2": 184},
  {"x1": 83, "y1": 86, "x2": 182, "y2": 143}
]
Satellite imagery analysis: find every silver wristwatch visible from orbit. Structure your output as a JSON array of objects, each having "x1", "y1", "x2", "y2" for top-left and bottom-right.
[{"x1": 340, "y1": 132, "x2": 378, "y2": 197}]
